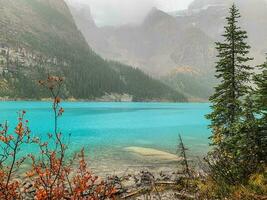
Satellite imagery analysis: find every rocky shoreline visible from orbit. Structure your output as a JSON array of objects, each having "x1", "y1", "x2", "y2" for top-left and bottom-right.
[
  {"x1": 20, "y1": 169, "x2": 202, "y2": 200},
  {"x1": 15, "y1": 150, "x2": 203, "y2": 199},
  {"x1": 12, "y1": 146, "x2": 204, "y2": 199}
]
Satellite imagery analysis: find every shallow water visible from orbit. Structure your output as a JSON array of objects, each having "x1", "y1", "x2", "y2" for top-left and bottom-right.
[{"x1": 0, "y1": 102, "x2": 211, "y2": 175}]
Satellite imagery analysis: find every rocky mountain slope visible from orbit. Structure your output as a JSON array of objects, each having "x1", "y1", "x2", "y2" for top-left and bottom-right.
[
  {"x1": 67, "y1": 0, "x2": 267, "y2": 100},
  {"x1": 0, "y1": 0, "x2": 186, "y2": 102},
  {"x1": 68, "y1": 5, "x2": 216, "y2": 77}
]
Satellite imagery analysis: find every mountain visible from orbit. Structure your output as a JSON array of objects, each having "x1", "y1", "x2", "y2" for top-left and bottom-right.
[
  {"x1": 172, "y1": 0, "x2": 267, "y2": 62},
  {"x1": 67, "y1": 0, "x2": 267, "y2": 100},
  {"x1": 69, "y1": 5, "x2": 215, "y2": 76},
  {"x1": 0, "y1": 0, "x2": 186, "y2": 102}
]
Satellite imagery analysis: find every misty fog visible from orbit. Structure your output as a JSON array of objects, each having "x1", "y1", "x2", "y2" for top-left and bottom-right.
[{"x1": 65, "y1": 0, "x2": 194, "y2": 26}]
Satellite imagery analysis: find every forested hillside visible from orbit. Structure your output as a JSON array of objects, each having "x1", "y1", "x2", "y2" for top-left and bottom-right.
[{"x1": 0, "y1": 0, "x2": 186, "y2": 101}]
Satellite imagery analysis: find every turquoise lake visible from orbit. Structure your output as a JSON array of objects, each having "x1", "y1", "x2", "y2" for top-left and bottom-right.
[{"x1": 0, "y1": 102, "x2": 211, "y2": 174}]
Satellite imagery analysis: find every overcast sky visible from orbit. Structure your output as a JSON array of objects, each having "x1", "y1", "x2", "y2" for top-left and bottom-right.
[{"x1": 66, "y1": 0, "x2": 195, "y2": 26}]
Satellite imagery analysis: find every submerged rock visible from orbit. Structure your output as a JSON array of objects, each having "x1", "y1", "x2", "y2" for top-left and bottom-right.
[{"x1": 125, "y1": 147, "x2": 182, "y2": 161}]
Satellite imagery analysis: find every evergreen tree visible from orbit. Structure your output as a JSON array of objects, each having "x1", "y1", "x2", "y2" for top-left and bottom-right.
[
  {"x1": 254, "y1": 58, "x2": 267, "y2": 122},
  {"x1": 253, "y1": 58, "x2": 267, "y2": 163},
  {"x1": 207, "y1": 4, "x2": 253, "y2": 141},
  {"x1": 177, "y1": 134, "x2": 190, "y2": 177},
  {"x1": 206, "y1": 4, "x2": 255, "y2": 184}
]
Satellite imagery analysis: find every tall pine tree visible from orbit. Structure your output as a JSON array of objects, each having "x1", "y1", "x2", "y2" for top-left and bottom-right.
[
  {"x1": 207, "y1": 4, "x2": 253, "y2": 141},
  {"x1": 206, "y1": 4, "x2": 255, "y2": 184}
]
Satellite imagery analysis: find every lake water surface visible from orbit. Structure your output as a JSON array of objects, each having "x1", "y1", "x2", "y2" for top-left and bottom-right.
[{"x1": 0, "y1": 102, "x2": 211, "y2": 174}]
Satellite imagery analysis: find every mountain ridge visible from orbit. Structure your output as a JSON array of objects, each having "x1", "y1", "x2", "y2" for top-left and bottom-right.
[{"x1": 0, "y1": 0, "x2": 186, "y2": 102}]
